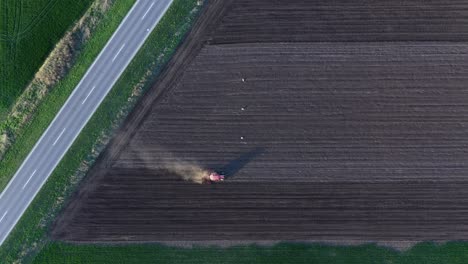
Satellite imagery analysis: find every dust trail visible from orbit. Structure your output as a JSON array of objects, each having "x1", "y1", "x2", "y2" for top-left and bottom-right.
[
  {"x1": 124, "y1": 142, "x2": 209, "y2": 184},
  {"x1": 164, "y1": 161, "x2": 209, "y2": 184}
]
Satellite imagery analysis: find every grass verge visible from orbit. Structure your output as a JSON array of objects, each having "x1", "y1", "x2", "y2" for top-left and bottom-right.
[
  {"x1": 0, "y1": 0, "x2": 94, "y2": 114},
  {"x1": 0, "y1": 0, "x2": 135, "y2": 191},
  {"x1": 0, "y1": 0, "x2": 121, "y2": 170},
  {"x1": 32, "y1": 242, "x2": 468, "y2": 264},
  {"x1": 0, "y1": 0, "x2": 202, "y2": 262}
]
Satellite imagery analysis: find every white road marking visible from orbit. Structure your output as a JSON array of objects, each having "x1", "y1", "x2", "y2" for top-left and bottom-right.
[
  {"x1": 22, "y1": 170, "x2": 37, "y2": 190},
  {"x1": 53, "y1": 128, "x2": 66, "y2": 146},
  {"x1": 0, "y1": 211, "x2": 7, "y2": 223},
  {"x1": 112, "y1": 44, "x2": 126, "y2": 62},
  {"x1": 82, "y1": 86, "x2": 96, "y2": 105},
  {"x1": 141, "y1": 2, "x2": 155, "y2": 20},
  {"x1": 0, "y1": 0, "x2": 174, "y2": 246}
]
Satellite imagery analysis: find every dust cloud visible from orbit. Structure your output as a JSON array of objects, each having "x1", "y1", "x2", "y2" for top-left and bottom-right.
[
  {"x1": 124, "y1": 143, "x2": 209, "y2": 184},
  {"x1": 164, "y1": 161, "x2": 209, "y2": 184}
]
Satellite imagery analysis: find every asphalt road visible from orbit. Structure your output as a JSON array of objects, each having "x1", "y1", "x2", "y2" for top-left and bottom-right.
[{"x1": 0, "y1": 0, "x2": 173, "y2": 246}]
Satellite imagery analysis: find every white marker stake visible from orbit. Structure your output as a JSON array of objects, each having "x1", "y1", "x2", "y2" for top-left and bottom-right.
[
  {"x1": 0, "y1": 211, "x2": 7, "y2": 223},
  {"x1": 142, "y1": 2, "x2": 155, "y2": 20},
  {"x1": 112, "y1": 44, "x2": 126, "y2": 62},
  {"x1": 23, "y1": 170, "x2": 37, "y2": 190},
  {"x1": 82, "y1": 86, "x2": 96, "y2": 105},
  {"x1": 53, "y1": 128, "x2": 66, "y2": 146}
]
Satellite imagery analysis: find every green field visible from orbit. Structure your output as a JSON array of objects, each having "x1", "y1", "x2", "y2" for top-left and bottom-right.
[
  {"x1": 0, "y1": 0, "x2": 201, "y2": 262},
  {"x1": 31, "y1": 242, "x2": 468, "y2": 264},
  {"x1": 0, "y1": 0, "x2": 93, "y2": 117}
]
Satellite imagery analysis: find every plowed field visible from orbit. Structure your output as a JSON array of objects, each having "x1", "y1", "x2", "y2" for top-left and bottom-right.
[
  {"x1": 52, "y1": 0, "x2": 468, "y2": 247},
  {"x1": 210, "y1": 0, "x2": 468, "y2": 43}
]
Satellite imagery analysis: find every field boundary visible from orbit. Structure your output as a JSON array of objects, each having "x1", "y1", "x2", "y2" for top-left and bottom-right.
[
  {"x1": 0, "y1": 0, "x2": 132, "y2": 190},
  {"x1": 31, "y1": 241, "x2": 468, "y2": 264},
  {"x1": 0, "y1": 0, "x2": 203, "y2": 262},
  {"x1": 51, "y1": 0, "x2": 232, "y2": 233},
  {"x1": 0, "y1": 0, "x2": 94, "y2": 116},
  {"x1": 102, "y1": 0, "x2": 233, "y2": 166}
]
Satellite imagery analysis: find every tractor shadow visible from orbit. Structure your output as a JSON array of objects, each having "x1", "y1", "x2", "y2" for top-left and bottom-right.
[{"x1": 216, "y1": 147, "x2": 265, "y2": 179}]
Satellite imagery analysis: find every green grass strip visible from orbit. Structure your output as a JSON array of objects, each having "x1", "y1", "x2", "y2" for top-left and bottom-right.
[
  {"x1": 0, "y1": 0, "x2": 94, "y2": 114},
  {"x1": 0, "y1": 0, "x2": 135, "y2": 191},
  {"x1": 32, "y1": 242, "x2": 468, "y2": 264},
  {"x1": 0, "y1": 0, "x2": 201, "y2": 262}
]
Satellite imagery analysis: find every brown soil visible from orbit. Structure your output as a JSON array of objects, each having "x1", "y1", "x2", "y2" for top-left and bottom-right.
[
  {"x1": 51, "y1": 0, "x2": 468, "y2": 247},
  {"x1": 52, "y1": 168, "x2": 468, "y2": 244},
  {"x1": 210, "y1": 0, "x2": 468, "y2": 43}
]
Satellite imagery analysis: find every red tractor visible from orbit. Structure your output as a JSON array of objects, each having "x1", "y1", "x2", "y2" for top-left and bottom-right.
[{"x1": 202, "y1": 171, "x2": 225, "y2": 184}]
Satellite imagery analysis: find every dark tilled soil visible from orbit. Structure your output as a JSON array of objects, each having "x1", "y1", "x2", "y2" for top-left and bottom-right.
[
  {"x1": 114, "y1": 42, "x2": 468, "y2": 182},
  {"x1": 52, "y1": 168, "x2": 468, "y2": 243},
  {"x1": 52, "y1": 0, "x2": 468, "y2": 246},
  {"x1": 210, "y1": 0, "x2": 468, "y2": 43}
]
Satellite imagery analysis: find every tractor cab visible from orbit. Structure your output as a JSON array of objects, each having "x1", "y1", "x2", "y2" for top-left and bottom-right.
[{"x1": 201, "y1": 171, "x2": 225, "y2": 184}]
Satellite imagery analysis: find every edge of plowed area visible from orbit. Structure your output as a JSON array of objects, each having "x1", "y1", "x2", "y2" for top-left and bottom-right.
[
  {"x1": 104, "y1": 0, "x2": 232, "y2": 166},
  {"x1": 51, "y1": 0, "x2": 468, "y2": 249},
  {"x1": 50, "y1": 0, "x2": 233, "y2": 234}
]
